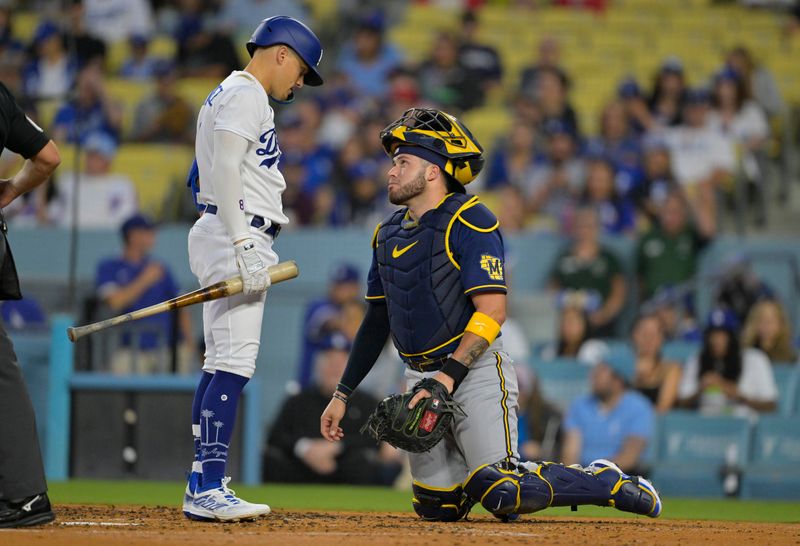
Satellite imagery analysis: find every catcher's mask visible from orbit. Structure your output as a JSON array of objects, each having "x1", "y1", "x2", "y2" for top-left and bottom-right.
[{"x1": 380, "y1": 108, "x2": 484, "y2": 186}]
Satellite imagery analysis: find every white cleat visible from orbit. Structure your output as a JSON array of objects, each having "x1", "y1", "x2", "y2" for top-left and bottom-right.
[
  {"x1": 190, "y1": 477, "x2": 271, "y2": 522},
  {"x1": 587, "y1": 459, "x2": 663, "y2": 518}
]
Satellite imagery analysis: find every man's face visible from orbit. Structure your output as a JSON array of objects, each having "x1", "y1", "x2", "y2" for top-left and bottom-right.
[
  {"x1": 316, "y1": 348, "x2": 349, "y2": 396},
  {"x1": 659, "y1": 195, "x2": 686, "y2": 234},
  {"x1": 386, "y1": 153, "x2": 429, "y2": 206},
  {"x1": 127, "y1": 227, "x2": 156, "y2": 254},
  {"x1": 591, "y1": 363, "x2": 618, "y2": 401},
  {"x1": 271, "y1": 47, "x2": 308, "y2": 101}
]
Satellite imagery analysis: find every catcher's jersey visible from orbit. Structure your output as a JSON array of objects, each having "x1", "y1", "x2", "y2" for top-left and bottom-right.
[
  {"x1": 367, "y1": 194, "x2": 507, "y2": 362},
  {"x1": 194, "y1": 70, "x2": 289, "y2": 225}
]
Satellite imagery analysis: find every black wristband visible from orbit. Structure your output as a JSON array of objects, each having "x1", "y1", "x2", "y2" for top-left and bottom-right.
[
  {"x1": 441, "y1": 357, "x2": 470, "y2": 392},
  {"x1": 332, "y1": 392, "x2": 348, "y2": 405},
  {"x1": 336, "y1": 382, "x2": 353, "y2": 397}
]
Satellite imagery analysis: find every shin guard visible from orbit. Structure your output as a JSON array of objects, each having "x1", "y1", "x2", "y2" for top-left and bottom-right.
[{"x1": 412, "y1": 482, "x2": 475, "y2": 522}]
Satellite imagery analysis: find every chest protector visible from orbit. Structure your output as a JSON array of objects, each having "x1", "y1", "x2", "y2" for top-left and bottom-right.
[{"x1": 375, "y1": 194, "x2": 475, "y2": 362}]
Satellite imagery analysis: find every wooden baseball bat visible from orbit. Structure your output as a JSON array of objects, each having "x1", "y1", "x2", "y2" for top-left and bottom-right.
[{"x1": 66, "y1": 260, "x2": 298, "y2": 342}]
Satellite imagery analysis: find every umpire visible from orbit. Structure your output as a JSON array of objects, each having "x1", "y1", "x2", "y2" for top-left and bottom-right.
[{"x1": 0, "y1": 82, "x2": 60, "y2": 528}]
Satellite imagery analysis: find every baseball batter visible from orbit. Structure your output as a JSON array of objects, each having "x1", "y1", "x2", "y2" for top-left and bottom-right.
[
  {"x1": 320, "y1": 108, "x2": 662, "y2": 521},
  {"x1": 182, "y1": 16, "x2": 323, "y2": 522}
]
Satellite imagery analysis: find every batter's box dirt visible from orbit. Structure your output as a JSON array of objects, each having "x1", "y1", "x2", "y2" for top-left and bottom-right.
[{"x1": 1, "y1": 505, "x2": 798, "y2": 545}]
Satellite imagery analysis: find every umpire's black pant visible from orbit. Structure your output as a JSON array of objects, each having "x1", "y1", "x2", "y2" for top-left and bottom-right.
[{"x1": 0, "y1": 319, "x2": 47, "y2": 500}]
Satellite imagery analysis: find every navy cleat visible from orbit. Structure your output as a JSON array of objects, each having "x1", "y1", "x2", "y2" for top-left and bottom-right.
[{"x1": 587, "y1": 459, "x2": 662, "y2": 518}]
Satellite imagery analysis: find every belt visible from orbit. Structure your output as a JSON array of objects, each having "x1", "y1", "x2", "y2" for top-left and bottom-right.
[
  {"x1": 200, "y1": 204, "x2": 281, "y2": 239},
  {"x1": 404, "y1": 355, "x2": 449, "y2": 373}
]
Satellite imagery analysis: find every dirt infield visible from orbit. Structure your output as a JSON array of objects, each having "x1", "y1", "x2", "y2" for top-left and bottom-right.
[{"x1": 2, "y1": 504, "x2": 798, "y2": 545}]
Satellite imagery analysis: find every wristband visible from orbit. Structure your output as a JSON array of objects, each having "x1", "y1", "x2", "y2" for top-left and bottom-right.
[
  {"x1": 465, "y1": 311, "x2": 501, "y2": 344},
  {"x1": 336, "y1": 382, "x2": 353, "y2": 396},
  {"x1": 441, "y1": 357, "x2": 469, "y2": 392},
  {"x1": 332, "y1": 392, "x2": 349, "y2": 405}
]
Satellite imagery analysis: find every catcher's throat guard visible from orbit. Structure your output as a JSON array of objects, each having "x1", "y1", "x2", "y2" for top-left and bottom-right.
[{"x1": 360, "y1": 378, "x2": 466, "y2": 453}]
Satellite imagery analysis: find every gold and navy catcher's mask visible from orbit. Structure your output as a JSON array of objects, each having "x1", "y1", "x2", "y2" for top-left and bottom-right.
[{"x1": 380, "y1": 108, "x2": 484, "y2": 185}]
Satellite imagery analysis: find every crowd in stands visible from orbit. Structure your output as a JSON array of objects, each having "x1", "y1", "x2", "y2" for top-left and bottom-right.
[{"x1": 2, "y1": 2, "x2": 798, "y2": 488}]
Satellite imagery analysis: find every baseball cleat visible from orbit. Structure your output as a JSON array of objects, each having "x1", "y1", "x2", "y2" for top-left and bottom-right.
[
  {"x1": 182, "y1": 470, "x2": 213, "y2": 521},
  {"x1": 587, "y1": 459, "x2": 662, "y2": 518},
  {"x1": 189, "y1": 477, "x2": 271, "y2": 522}
]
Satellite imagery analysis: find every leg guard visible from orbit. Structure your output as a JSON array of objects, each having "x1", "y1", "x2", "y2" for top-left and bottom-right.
[
  {"x1": 412, "y1": 482, "x2": 475, "y2": 522},
  {"x1": 586, "y1": 459, "x2": 662, "y2": 518},
  {"x1": 462, "y1": 462, "x2": 553, "y2": 516}
]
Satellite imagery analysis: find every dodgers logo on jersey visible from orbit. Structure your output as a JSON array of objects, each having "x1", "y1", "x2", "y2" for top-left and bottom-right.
[
  {"x1": 480, "y1": 255, "x2": 504, "y2": 281},
  {"x1": 256, "y1": 128, "x2": 281, "y2": 169}
]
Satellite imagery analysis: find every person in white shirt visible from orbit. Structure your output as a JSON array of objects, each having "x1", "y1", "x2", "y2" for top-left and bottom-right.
[
  {"x1": 678, "y1": 308, "x2": 777, "y2": 419},
  {"x1": 82, "y1": 0, "x2": 154, "y2": 45},
  {"x1": 182, "y1": 16, "x2": 324, "y2": 523}
]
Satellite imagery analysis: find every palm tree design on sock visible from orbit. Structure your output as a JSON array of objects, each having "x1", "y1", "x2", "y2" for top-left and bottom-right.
[
  {"x1": 213, "y1": 421, "x2": 224, "y2": 444},
  {"x1": 201, "y1": 409, "x2": 214, "y2": 441}
]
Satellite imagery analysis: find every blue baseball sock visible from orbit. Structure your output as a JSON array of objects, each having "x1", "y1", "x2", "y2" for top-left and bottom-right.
[
  {"x1": 191, "y1": 371, "x2": 215, "y2": 484},
  {"x1": 198, "y1": 371, "x2": 249, "y2": 492}
]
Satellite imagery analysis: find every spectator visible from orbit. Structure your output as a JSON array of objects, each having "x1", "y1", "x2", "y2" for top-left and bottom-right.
[
  {"x1": 581, "y1": 156, "x2": 636, "y2": 237},
  {"x1": 95, "y1": 214, "x2": 195, "y2": 374},
  {"x1": 647, "y1": 57, "x2": 687, "y2": 127},
  {"x1": 519, "y1": 36, "x2": 569, "y2": 100},
  {"x1": 663, "y1": 87, "x2": 736, "y2": 223},
  {"x1": 0, "y1": 297, "x2": 47, "y2": 331},
  {"x1": 173, "y1": 0, "x2": 240, "y2": 79},
  {"x1": 742, "y1": 299, "x2": 797, "y2": 364},
  {"x1": 48, "y1": 131, "x2": 137, "y2": 228},
  {"x1": 532, "y1": 66, "x2": 579, "y2": 138},
  {"x1": 588, "y1": 99, "x2": 643, "y2": 198},
  {"x1": 631, "y1": 314, "x2": 682, "y2": 413},
  {"x1": 297, "y1": 263, "x2": 362, "y2": 389},
  {"x1": 263, "y1": 335, "x2": 403, "y2": 485},
  {"x1": 484, "y1": 121, "x2": 539, "y2": 191},
  {"x1": 726, "y1": 46, "x2": 785, "y2": 120},
  {"x1": 562, "y1": 358, "x2": 655, "y2": 474},
  {"x1": 82, "y1": 0, "x2": 154, "y2": 45},
  {"x1": 51, "y1": 64, "x2": 123, "y2": 144},
  {"x1": 130, "y1": 61, "x2": 195, "y2": 144},
  {"x1": 537, "y1": 304, "x2": 610, "y2": 365},
  {"x1": 119, "y1": 35, "x2": 160, "y2": 81},
  {"x1": 417, "y1": 30, "x2": 477, "y2": 112},
  {"x1": 220, "y1": 0, "x2": 308, "y2": 38},
  {"x1": 65, "y1": 0, "x2": 107, "y2": 68},
  {"x1": 617, "y1": 76, "x2": 653, "y2": 134},
  {"x1": 632, "y1": 133, "x2": 679, "y2": 223},
  {"x1": 518, "y1": 367, "x2": 562, "y2": 462},
  {"x1": 644, "y1": 286, "x2": 702, "y2": 343},
  {"x1": 549, "y1": 207, "x2": 627, "y2": 337},
  {"x1": 526, "y1": 119, "x2": 584, "y2": 227},
  {"x1": 636, "y1": 189, "x2": 713, "y2": 301},
  {"x1": 712, "y1": 256, "x2": 773, "y2": 325},
  {"x1": 22, "y1": 21, "x2": 77, "y2": 101},
  {"x1": 0, "y1": 7, "x2": 27, "y2": 91},
  {"x1": 457, "y1": 10, "x2": 503, "y2": 106},
  {"x1": 678, "y1": 308, "x2": 778, "y2": 417},
  {"x1": 343, "y1": 161, "x2": 386, "y2": 228},
  {"x1": 336, "y1": 12, "x2": 402, "y2": 99}
]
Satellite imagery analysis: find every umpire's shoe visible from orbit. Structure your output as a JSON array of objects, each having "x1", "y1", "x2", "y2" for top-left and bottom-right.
[
  {"x1": 190, "y1": 477, "x2": 270, "y2": 522},
  {"x1": 588, "y1": 459, "x2": 662, "y2": 518},
  {"x1": 0, "y1": 493, "x2": 55, "y2": 528}
]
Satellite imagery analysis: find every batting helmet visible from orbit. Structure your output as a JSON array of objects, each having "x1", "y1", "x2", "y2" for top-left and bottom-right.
[
  {"x1": 246, "y1": 16, "x2": 323, "y2": 87},
  {"x1": 380, "y1": 108, "x2": 484, "y2": 185}
]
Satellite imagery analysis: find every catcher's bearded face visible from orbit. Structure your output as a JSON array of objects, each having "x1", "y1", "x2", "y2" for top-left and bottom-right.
[{"x1": 387, "y1": 154, "x2": 428, "y2": 206}]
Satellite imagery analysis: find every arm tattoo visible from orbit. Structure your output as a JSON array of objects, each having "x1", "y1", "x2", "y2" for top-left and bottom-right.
[{"x1": 461, "y1": 337, "x2": 489, "y2": 367}]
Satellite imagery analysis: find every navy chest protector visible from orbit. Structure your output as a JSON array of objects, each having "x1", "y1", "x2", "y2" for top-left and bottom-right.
[{"x1": 374, "y1": 194, "x2": 475, "y2": 362}]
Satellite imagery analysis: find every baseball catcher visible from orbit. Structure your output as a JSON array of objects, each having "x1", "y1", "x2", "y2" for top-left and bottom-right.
[{"x1": 321, "y1": 108, "x2": 662, "y2": 522}]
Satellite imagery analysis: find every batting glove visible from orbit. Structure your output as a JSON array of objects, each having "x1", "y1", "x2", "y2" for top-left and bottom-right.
[{"x1": 234, "y1": 238, "x2": 271, "y2": 295}]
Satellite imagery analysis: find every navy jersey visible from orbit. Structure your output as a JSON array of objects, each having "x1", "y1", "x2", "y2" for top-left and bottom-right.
[{"x1": 367, "y1": 193, "x2": 506, "y2": 363}]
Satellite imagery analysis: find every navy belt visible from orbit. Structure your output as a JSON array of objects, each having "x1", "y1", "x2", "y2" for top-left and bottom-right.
[
  {"x1": 200, "y1": 204, "x2": 281, "y2": 239},
  {"x1": 404, "y1": 355, "x2": 449, "y2": 373}
]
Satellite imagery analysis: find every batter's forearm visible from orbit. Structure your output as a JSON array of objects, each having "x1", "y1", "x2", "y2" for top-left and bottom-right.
[{"x1": 210, "y1": 129, "x2": 251, "y2": 244}]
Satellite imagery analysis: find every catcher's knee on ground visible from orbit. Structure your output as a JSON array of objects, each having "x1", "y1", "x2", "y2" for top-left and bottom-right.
[{"x1": 412, "y1": 482, "x2": 474, "y2": 522}]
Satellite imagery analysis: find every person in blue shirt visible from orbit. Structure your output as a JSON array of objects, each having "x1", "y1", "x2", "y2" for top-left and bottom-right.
[
  {"x1": 562, "y1": 357, "x2": 656, "y2": 474},
  {"x1": 95, "y1": 214, "x2": 195, "y2": 374},
  {"x1": 297, "y1": 263, "x2": 361, "y2": 389},
  {"x1": 336, "y1": 13, "x2": 403, "y2": 98}
]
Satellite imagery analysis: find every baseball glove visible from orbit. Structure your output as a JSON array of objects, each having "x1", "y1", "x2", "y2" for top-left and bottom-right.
[{"x1": 360, "y1": 378, "x2": 466, "y2": 453}]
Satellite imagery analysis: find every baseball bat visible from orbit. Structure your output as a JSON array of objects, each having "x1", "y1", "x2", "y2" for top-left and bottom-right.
[{"x1": 66, "y1": 260, "x2": 299, "y2": 342}]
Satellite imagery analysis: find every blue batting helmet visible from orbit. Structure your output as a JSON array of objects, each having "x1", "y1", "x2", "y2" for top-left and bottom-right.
[{"x1": 246, "y1": 16, "x2": 323, "y2": 87}]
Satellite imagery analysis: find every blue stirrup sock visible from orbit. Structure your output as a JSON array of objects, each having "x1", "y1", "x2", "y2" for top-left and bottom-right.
[{"x1": 197, "y1": 371, "x2": 249, "y2": 492}]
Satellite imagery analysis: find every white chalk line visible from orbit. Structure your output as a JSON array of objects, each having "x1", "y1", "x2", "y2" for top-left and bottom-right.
[{"x1": 60, "y1": 521, "x2": 143, "y2": 527}]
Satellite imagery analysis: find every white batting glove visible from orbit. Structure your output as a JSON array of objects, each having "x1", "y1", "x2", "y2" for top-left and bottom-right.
[{"x1": 234, "y1": 238, "x2": 271, "y2": 295}]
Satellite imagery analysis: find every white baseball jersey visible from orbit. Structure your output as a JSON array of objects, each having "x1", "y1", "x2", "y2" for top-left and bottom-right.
[{"x1": 195, "y1": 70, "x2": 289, "y2": 225}]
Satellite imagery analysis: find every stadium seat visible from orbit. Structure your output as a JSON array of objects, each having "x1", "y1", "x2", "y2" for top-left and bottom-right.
[
  {"x1": 740, "y1": 416, "x2": 800, "y2": 500},
  {"x1": 772, "y1": 365, "x2": 799, "y2": 417},
  {"x1": 662, "y1": 340, "x2": 700, "y2": 364},
  {"x1": 650, "y1": 412, "x2": 751, "y2": 498},
  {"x1": 531, "y1": 358, "x2": 590, "y2": 412}
]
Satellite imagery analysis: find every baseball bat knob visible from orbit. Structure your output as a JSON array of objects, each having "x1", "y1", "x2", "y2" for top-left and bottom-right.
[{"x1": 67, "y1": 327, "x2": 77, "y2": 342}]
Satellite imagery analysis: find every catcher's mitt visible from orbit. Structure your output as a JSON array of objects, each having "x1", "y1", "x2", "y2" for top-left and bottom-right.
[{"x1": 360, "y1": 378, "x2": 466, "y2": 453}]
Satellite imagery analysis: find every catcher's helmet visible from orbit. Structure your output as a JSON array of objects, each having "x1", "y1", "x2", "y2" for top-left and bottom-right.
[
  {"x1": 380, "y1": 108, "x2": 484, "y2": 185},
  {"x1": 247, "y1": 16, "x2": 323, "y2": 87}
]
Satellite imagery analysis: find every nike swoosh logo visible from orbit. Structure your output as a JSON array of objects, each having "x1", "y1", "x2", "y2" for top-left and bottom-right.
[{"x1": 392, "y1": 241, "x2": 419, "y2": 259}]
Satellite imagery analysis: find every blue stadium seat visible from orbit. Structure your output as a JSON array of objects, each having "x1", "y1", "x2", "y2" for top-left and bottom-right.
[
  {"x1": 662, "y1": 340, "x2": 700, "y2": 364},
  {"x1": 649, "y1": 412, "x2": 751, "y2": 498},
  {"x1": 531, "y1": 358, "x2": 590, "y2": 412},
  {"x1": 772, "y1": 365, "x2": 799, "y2": 417},
  {"x1": 740, "y1": 416, "x2": 800, "y2": 500}
]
